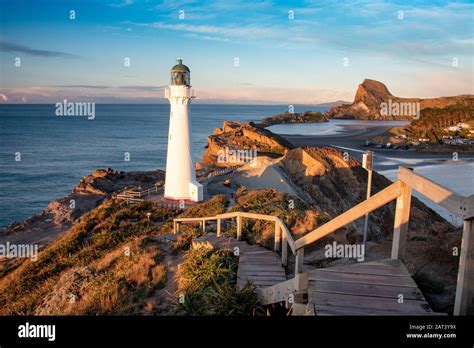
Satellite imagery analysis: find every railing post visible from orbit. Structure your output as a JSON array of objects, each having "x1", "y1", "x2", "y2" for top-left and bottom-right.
[
  {"x1": 173, "y1": 220, "x2": 176, "y2": 234},
  {"x1": 176, "y1": 222, "x2": 180, "y2": 234},
  {"x1": 295, "y1": 249, "x2": 304, "y2": 274},
  {"x1": 274, "y1": 221, "x2": 281, "y2": 251},
  {"x1": 391, "y1": 182, "x2": 412, "y2": 260},
  {"x1": 454, "y1": 218, "x2": 473, "y2": 315},
  {"x1": 236, "y1": 215, "x2": 242, "y2": 240},
  {"x1": 281, "y1": 227, "x2": 288, "y2": 267},
  {"x1": 217, "y1": 218, "x2": 221, "y2": 237},
  {"x1": 202, "y1": 219, "x2": 206, "y2": 233}
]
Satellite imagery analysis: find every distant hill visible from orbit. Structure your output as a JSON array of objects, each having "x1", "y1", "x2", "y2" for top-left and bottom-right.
[
  {"x1": 258, "y1": 111, "x2": 328, "y2": 127},
  {"x1": 325, "y1": 79, "x2": 473, "y2": 121},
  {"x1": 315, "y1": 100, "x2": 351, "y2": 108}
]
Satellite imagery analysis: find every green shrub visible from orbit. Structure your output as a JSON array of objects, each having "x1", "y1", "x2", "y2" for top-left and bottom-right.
[{"x1": 174, "y1": 248, "x2": 263, "y2": 316}]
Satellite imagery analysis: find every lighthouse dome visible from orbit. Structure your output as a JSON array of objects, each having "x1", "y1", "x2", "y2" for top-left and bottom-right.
[{"x1": 170, "y1": 59, "x2": 190, "y2": 86}]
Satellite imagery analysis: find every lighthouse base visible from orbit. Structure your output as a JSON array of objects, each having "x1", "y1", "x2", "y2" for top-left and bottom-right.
[{"x1": 163, "y1": 180, "x2": 203, "y2": 203}]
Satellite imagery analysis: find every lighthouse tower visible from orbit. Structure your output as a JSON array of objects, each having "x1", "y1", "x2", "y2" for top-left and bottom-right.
[{"x1": 164, "y1": 59, "x2": 203, "y2": 202}]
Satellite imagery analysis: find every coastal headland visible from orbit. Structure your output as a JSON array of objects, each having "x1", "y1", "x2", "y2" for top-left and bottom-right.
[{"x1": 0, "y1": 114, "x2": 467, "y2": 315}]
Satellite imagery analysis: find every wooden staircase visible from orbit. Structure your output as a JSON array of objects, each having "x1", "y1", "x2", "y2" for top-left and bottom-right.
[{"x1": 172, "y1": 166, "x2": 474, "y2": 316}]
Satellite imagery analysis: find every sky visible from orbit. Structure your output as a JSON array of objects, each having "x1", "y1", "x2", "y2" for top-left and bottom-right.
[{"x1": 0, "y1": 0, "x2": 473, "y2": 104}]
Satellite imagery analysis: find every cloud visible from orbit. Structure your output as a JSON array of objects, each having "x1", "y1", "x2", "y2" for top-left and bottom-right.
[
  {"x1": 118, "y1": 85, "x2": 165, "y2": 91},
  {"x1": 0, "y1": 85, "x2": 169, "y2": 103},
  {"x1": 110, "y1": 0, "x2": 134, "y2": 8},
  {"x1": 53, "y1": 85, "x2": 110, "y2": 89},
  {"x1": 0, "y1": 84, "x2": 351, "y2": 104},
  {"x1": 196, "y1": 85, "x2": 353, "y2": 105},
  {"x1": 184, "y1": 33, "x2": 230, "y2": 42},
  {"x1": 52, "y1": 85, "x2": 165, "y2": 91},
  {"x1": 0, "y1": 40, "x2": 80, "y2": 58},
  {"x1": 0, "y1": 93, "x2": 8, "y2": 102},
  {"x1": 130, "y1": 21, "x2": 279, "y2": 40},
  {"x1": 128, "y1": 0, "x2": 474, "y2": 64}
]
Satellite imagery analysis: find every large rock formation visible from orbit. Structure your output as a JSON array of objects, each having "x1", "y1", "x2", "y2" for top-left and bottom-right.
[
  {"x1": 200, "y1": 121, "x2": 293, "y2": 167},
  {"x1": 325, "y1": 79, "x2": 473, "y2": 120}
]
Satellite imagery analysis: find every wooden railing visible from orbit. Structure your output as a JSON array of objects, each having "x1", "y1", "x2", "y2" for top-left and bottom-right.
[
  {"x1": 172, "y1": 166, "x2": 474, "y2": 315},
  {"x1": 117, "y1": 186, "x2": 159, "y2": 201},
  {"x1": 174, "y1": 211, "x2": 297, "y2": 266},
  {"x1": 289, "y1": 166, "x2": 473, "y2": 315}
]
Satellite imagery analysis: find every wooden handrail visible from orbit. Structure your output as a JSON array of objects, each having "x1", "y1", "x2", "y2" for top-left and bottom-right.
[
  {"x1": 173, "y1": 211, "x2": 298, "y2": 268},
  {"x1": 398, "y1": 166, "x2": 471, "y2": 218},
  {"x1": 174, "y1": 216, "x2": 217, "y2": 222},
  {"x1": 294, "y1": 181, "x2": 403, "y2": 250},
  {"x1": 277, "y1": 219, "x2": 296, "y2": 254},
  {"x1": 121, "y1": 186, "x2": 158, "y2": 198}
]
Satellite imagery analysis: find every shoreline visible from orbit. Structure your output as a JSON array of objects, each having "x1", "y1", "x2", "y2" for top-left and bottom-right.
[
  {"x1": 276, "y1": 123, "x2": 474, "y2": 171},
  {"x1": 2, "y1": 119, "x2": 472, "y2": 229}
]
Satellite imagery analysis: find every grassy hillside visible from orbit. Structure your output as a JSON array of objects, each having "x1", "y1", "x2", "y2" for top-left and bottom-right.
[{"x1": 410, "y1": 102, "x2": 474, "y2": 141}]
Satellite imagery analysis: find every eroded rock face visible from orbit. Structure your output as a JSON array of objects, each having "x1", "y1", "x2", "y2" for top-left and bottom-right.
[
  {"x1": 325, "y1": 79, "x2": 473, "y2": 120},
  {"x1": 280, "y1": 147, "x2": 451, "y2": 241},
  {"x1": 74, "y1": 168, "x2": 164, "y2": 196},
  {"x1": 200, "y1": 121, "x2": 293, "y2": 167}
]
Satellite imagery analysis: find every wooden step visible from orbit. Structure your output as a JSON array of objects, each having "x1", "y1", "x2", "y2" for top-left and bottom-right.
[
  {"x1": 237, "y1": 249, "x2": 287, "y2": 290},
  {"x1": 307, "y1": 259, "x2": 444, "y2": 316}
]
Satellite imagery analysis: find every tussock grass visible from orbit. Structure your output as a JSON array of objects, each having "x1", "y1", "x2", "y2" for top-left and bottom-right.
[
  {"x1": 228, "y1": 188, "x2": 329, "y2": 247},
  {"x1": 0, "y1": 200, "x2": 174, "y2": 315},
  {"x1": 177, "y1": 248, "x2": 237, "y2": 293},
  {"x1": 174, "y1": 248, "x2": 263, "y2": 316}
]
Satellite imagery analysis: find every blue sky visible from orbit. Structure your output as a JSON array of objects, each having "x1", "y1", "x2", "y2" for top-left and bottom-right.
[{"x1": 0, "y1": 0, "x2": 473, "y2": 104}]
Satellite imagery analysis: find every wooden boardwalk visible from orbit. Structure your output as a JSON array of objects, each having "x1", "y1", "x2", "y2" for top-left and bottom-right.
[
  {"x1": 307, "y1": 259, "x2": 439, "y2": 316},
  {"x1": 192, "y1": 233, "x2": 287, "y2": 290}
]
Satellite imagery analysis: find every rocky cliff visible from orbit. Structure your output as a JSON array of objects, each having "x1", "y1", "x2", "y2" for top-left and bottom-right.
[
  {"x1": 199, "y1": 121, "x2": 293, "y2": 168},
  {"x1": 325, "y1": 79, "x2": 473, "y2": 120},
  {"x1": 0, "y1": 168, "x2": 165, "y2": 248}
]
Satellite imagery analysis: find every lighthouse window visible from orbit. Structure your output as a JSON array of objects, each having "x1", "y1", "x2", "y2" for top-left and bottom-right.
[{"x1": 171, "y1": 71, "x2": 190, "y2": 86}]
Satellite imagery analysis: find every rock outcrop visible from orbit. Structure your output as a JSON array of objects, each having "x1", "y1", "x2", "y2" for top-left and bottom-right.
[
  {"x1": 279, "y1": 147, "x2": 451, "y2": 241},
  {"x1": 258, "y1": 111, "x2": 328, "y2": 127},
  {"x1": 0, "y1": 168, "x2": 165, "y2": 249},
  {"x1": 200, "y1": 121, "x2": 293, "y2": 167},
  {"x1": 325, "y1": 79, "x2": 473, "y2": 120}
]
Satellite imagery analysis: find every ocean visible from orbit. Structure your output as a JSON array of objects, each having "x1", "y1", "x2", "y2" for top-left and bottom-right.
[{"x1": 0, "y1": 104, "x2": 326, "y2": 227}]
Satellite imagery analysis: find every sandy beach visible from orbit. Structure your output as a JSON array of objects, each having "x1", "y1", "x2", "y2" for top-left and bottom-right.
[{"x1": 273, "y1": 122, "x2": 474, "y2": 172}]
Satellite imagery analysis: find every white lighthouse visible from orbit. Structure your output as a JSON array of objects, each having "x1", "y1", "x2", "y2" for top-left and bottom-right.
[{"x1": 164, "y1": 59, "x2": 203, "y2": 202}]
